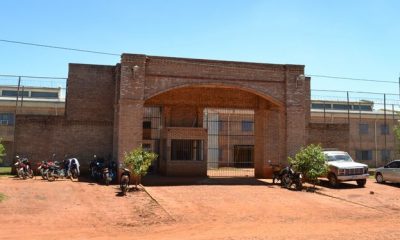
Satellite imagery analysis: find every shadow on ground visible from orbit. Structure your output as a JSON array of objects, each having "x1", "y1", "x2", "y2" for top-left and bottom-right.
[
  {"x1": 142, "y1": 175, "x2": 273, "y2": 187},
  {"x1": 372, "y1": 181, "x2": 400, "y2": 188},
  {"x1": 318, "y1": 180, "x2": 365, "y2": 190}
]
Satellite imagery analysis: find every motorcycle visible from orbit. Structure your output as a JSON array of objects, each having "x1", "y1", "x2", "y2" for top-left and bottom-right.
[
  {"x1": 270, "y1": 163, "x2": 283, "y2": 184},
  {"x1": 90, "y1": 155, "x2": 105, "y2": 180},
  {"x1": 37, "y1": 154, "x2": 56, "y2": 180},
  {"x1": 68, "y1": 158, "x2": 80, "y2": 180},
  {"x1": 90, "y1": 155, "x2": 116, "y2": 185},
  {"x1": 46, "y1": 161, "x2": 67, "y2": 181},
  {"x1": 14, "y1": 156, "x2": 34, "y2": 179},
  {"x1": 120, "y1": 167, "x2": 131, "y2": 195},
  {"x1": 278, "y1": 165, "x2": 303, "y2": 191}
]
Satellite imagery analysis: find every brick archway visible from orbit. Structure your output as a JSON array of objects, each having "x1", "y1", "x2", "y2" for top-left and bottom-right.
[{"x1": 114, "y1": 54, "x2": 310, "y2": 178}]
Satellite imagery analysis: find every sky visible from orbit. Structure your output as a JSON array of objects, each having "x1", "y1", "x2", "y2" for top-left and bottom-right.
[{"x1": 0, "y1": 0, "x2": 399, "y2": 101}]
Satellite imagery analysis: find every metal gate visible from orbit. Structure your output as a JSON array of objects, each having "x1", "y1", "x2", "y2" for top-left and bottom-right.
[
  {"x1": 204, "y1": 108, "x2": 255, "y2": 177},
  {"x1": 143, "y1": 107, "x2": 161, "y2": 174}
]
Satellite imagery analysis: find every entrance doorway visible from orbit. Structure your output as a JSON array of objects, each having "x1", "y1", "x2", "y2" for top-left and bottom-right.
[{"x1": 205, "y1": 108, "x2": 255, "y2": 177}]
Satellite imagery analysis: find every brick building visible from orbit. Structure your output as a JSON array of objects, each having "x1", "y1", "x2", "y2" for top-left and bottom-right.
[
  {"x1": 310, "y1": 100, "x2": 400, "y2": 167},
  {"x1": 0, "y1": 86, "x2": 64, "y2": 166},
  {"x1": 9, "y1": 54, "x2": 310, "y2": 178}
]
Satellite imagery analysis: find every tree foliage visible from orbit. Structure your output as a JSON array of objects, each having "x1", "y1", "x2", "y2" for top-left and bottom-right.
[
  {"x1": 288, "y1": 144, "x2": 328, "y2": 185},
  {"x1": 394, "y1": 124, "x2": 400, "y2": 154},
  {"x1": 0, "y1": 139, "x2": 5, "y2": 164},
  {"x1": 123, "y1": 147, "x2": 158, "y2": 177}
]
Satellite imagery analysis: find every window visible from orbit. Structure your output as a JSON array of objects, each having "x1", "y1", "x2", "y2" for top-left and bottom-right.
[
  {"x1": 381, "y1": 149, "x2": 391, "y2": 162},
  {"x1": 380, "y1": 124, "x2": 389, "y2": 135},
  {"x1": 31, "y1": 91, "x2": 58, "y2": 98},
  {"x1": 355, "y1": 150, "x2": 372, "y2": 161},
  {"x1": 143, "y1": 121, "x2": 152, "y2": 129},
  {"x1": 359, "y1": 123, "x2": 369, "y2": 134},
  {"x1": 171, "y1": 140, "x2": 203, "y2": 161},
  {"x1": 353, "y1": 105, "x2": 372, "y2": 111},
  {"x1": 218, "y1": 121, "x2": 224, "y2": 131},
  {"x1": 311, "y1": 103, "x2": 331, "y2": 110},
  {"x1": 387, "y1": 161, "x2": 400, "y2": 168},
  {"x1": 241, "y1": 121, "x2": 253, "y2": 132},
  {"x1": 0, "y1": 113, "x2": 14, "y2": 125},
  {"x1": 332, "y1": 104, "x2": 350, "y2": 110},
  {"x1": 142, "y1": 143, "x2": 152, "y2": 152},
  {"x1": 218, "y1": 149, "x2": 223, "y2": 161},
  {"x1": 2, "y1": 90, "x2": 29, "y2": 97}
]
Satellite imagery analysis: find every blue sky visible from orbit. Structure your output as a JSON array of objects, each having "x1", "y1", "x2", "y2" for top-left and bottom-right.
[{"x1": 0, "y1": 0, "x2": 399, "y2": 96}]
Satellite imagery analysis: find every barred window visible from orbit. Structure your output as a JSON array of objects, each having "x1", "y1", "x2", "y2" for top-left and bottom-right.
[
  {"x1": 171, "y1": 140, "x2": 203, "y2": 161},
  {"x1": 356, "y1": 150, "x2": 372, "y2": 161},
  {"x1": 359, "y1": 123, "x2": 369, "y2": 134},
  {"x1": 381, "y1": 149, "x2": 391, "y2": 161}
]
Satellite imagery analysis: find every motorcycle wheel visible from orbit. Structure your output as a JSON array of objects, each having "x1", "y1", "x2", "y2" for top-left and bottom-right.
[
  {"x1": 28, "y1": 169, "x2": 34, "y2": 179},
  {"x1": 47, "y1": 171, "x2": 55, "y2": 182},
  {"x1": 71, "y1": 169, "x2": 78, "y2": 180},
  {"x1": 281, "y1": 173, "x2": 291, "y2": 188},
  {"x1": 40, "y1": 169, "x2": 46, "y2": 180},
  {"x1": 18, "y1": 169, "x2": 24, "y2": 179},
  {"x1": 120, "y1": 175, "x2": 129, "y2": 195},
  {"x1": 105, "y1": 173, "x2": 110, "y2": 186},
  {"x1": 295, "y1": 181, "x2": 303, "y2": 191}
]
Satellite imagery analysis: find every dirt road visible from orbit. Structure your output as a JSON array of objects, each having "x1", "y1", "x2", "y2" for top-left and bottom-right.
[{"x1": 1, "y1": 176, "x2": 400, "y2": 240}]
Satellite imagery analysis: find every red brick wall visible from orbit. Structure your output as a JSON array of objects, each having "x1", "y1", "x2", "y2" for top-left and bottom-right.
[
  {"x1": 308, "y1": 123, "x2": 349, "y2": 152},
  {"x1": 66, "y1": 64, "x2": 115, "y2": 122},
  {"x1": 14, "y1": 115, "x2": 113, "y2": 172}
]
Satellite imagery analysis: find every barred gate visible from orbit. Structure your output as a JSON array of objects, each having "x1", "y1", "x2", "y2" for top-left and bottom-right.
[
  {"x1": 204, "y1": 108, "x2": 255, "y2": 177},
  {"x1": 143, "y1": 107, "x2": 161, "y2": 174}
]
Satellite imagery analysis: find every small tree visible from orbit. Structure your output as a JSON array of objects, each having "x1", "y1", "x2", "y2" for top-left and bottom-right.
[
  {"x1": 123, "y1": 147, "x2": 158, "y2": 189},
  {"x1": 288, "y1": 144, "x2": 328, "y2": 188},
  {"x1": 394, "y1": 124, "x2": 400, "y2": 156},
  {"x1": 0, "y1": 139, "x2": 6, "y2": 164}
]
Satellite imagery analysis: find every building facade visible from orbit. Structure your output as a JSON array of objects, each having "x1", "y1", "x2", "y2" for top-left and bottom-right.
[
  {"x1": 310, "y1": 100, "x2": 400, "y2": 167},
  {"x1": 0, "y1": 86, "x2": 64, "y2": 166},
  {"x1": 7, "y1": 54, "x2": 310, "y2": 178}
]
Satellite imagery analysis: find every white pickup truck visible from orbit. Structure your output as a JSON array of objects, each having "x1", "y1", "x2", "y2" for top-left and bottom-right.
[{"x1": 323, "y1": 151, "x2": 369, "y2": 187}]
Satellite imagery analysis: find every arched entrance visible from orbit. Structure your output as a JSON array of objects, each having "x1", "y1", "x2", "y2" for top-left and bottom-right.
[
  {"x1": 115, "y1": 53, "x2": 309, "y2": 180},
  {"x1": 143, "y1": 85, "x2": 284, "y2": 178}
]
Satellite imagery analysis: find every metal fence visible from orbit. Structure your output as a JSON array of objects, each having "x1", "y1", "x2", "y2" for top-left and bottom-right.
[
  {"x1": 0, "y1": 75, "x2": 67, "y2": 116},
  {"x1": 311, "y1": 89, "x2": 400, "y2": 167},
  {"x1": 204, "y1": 108, "x2": 255, "y2": 177}
]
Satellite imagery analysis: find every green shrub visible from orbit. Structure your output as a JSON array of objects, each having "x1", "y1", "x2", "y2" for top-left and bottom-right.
[
  {"x1": 0, "y1": 139, "x2": 5, "y2": 164},
  {"x1": 289, "y1": 144, "x2": 328, "y2": 187},
  {"x1": 123, "y1": 147, "x2": 158, "y2": 187}
]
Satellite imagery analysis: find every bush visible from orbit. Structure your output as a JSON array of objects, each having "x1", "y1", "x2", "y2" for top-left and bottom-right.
[
  {"x1": 0, "y1": 139, "x2": 5, "y2": 164},
  {"x1": 123, "y1": 147, "x2": 158, "y2": 188},
  {"x1": 289, "y1": 144, "x2": 328, "y2": 187}
]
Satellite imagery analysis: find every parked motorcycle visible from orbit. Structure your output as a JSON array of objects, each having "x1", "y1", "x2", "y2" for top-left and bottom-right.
[
  {"x1": 46, "y1": 161, "x2": 67, "y2": 181},
  {"x1": 67, "y1": 158, "x2": 80, "y2": 180},
  {"x1": 90, "y1": 155, "x2": 116, "y2": 185},
  {"x1": 278, "y1": 165, "x2": 303, "y2": 191},
  {"x1": 37, "y1": 154, "x2": 56, "y2": 180},
  {"x1": 90, "y1": 155, "x2": 105, "y2": 180},
  {"x1": 270, "y1": 163, "x2": 283, "y2": 184},
  {"x1": 120, "y1": 167, "x2": 131, "y2": 195},
  {"x1": 14, "y1": 156, "x2": 34, "y2": 179}
]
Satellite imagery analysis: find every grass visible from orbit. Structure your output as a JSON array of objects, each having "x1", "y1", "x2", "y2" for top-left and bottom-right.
[
  {"x1": 0, "y1": 167, "x2": 12, "y2": 176},
  {"x1": 0, "y1": 193, "x2": 6, "y2": 202}
]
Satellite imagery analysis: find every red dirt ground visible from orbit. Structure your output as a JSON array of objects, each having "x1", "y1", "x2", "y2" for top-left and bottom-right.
[{"x1": 1, "y1": 176, "x2": 400, "y2": 240}]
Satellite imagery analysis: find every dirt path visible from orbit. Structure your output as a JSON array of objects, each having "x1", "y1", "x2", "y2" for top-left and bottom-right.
[
  {"x1": 1, "y1": 177, "x2": 400, "y2": 239},
  {"x1": 0, "y1": 177, "x2": 171, "y2": 240}
]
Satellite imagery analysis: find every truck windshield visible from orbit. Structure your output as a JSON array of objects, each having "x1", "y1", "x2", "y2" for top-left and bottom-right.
[{"x1": 325, "y1": 153, "x2": 353, "y2": 162}]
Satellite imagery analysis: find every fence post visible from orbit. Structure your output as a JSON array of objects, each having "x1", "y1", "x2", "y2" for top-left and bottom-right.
[{"x1": 347, "y1": 91, "x2": 350, "y2": 124}]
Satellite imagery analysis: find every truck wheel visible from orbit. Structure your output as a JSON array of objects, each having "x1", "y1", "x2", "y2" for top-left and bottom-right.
[
  {"x1": 375, "y1": 173, "x2": 385, "y2": 183},
  {"x1": 356, "y1": 179, "x2": 366, "y2": 187},
  {"x1": 328, "y1": 173, "x2": 338, "y2": 188}
]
